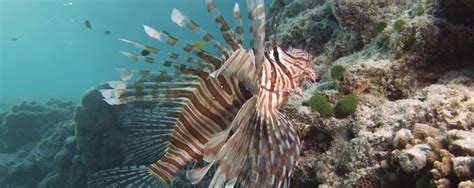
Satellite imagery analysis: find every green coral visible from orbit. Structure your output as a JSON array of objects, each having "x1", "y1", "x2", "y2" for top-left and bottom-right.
[
  {"x1": 330, "y1": 65, "x2": 346, "y2": 80},
  {"x1": 335, "y1": 94, "x2": 359, "y2": 117},
  {"x1": 376, "y1": 21, "x2": 388, "y2": 33},
  {"x1": 415, "y1": 6, "x2": 425, "y2": 16},
  {"x1": 309, "y1": 94, "x2": 334, "y2": 117},
  {"x1": 393, "y1": 19, "x2": 406, "y2": 32}
]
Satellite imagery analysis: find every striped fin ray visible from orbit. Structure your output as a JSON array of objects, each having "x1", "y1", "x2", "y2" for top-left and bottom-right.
[
  {"x1": 118, "y1": 106, "x2": 177, "y2": 164},
  {"x1": 171, "y1": 9, "x2": 230, "y2": 57},
  {"x1": 120, "y1": 51, "x2": 210, "y2": 73},
  {"x1": 87, "y1": 165, "x2": 163, "y2": 188},
  {"x1": 100, "y1": 80, "x2": 199, "y2": 105},
  {"x1": 143, "y1": 25, "x2": 223, "y2": 69},
  {"x1": 119, "y1": 39, "x2": 215, "y2": 72},
  {"x1": 114, "y1": 68, "x2": 198, "y2": 82},
  {"x1": 233, "y1": 3, "x2": 244, "y2": 45},
  {"x1": 246, "y1": 0, "x2": 266, "y2": 79},
  {"x1": 206, "y1": 0, "x2": 241, "y2": 51}
]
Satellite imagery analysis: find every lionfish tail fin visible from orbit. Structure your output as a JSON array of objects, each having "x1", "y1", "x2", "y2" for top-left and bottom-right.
[
  {"x1": 187, "y1": 96, "x2": 301, "y2": 187},
  {"x1": 87, "y1": 165, "x2": 165, "y2": 188}
]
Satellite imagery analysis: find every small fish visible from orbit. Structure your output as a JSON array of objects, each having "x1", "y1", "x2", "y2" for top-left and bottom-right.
[
  {"x1": 84, "y1": 20, "x2": 92, "y2": 30},
  {"x1": 105, "y1": 31, "x2": 111, "y2": 35},
  {"x1": 189, "y1": 41, "x2": 205, "y2": 49},
  {"x1": 11, "y1": 37, "x2": 17, "y2": 41},
  {"x1": 141, "y1": 49, "x2": 150, "y2": 56}
]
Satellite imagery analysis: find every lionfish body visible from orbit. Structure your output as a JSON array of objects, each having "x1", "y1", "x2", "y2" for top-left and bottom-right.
[{"x1": 89, "y1": 0, "x2": 315, "y2": 187}]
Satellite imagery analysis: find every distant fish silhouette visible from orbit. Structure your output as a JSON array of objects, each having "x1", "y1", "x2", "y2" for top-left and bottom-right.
[
  {"x1": 140, "y1": 49, "x2": 150, "y2": 56},
  {"x1": 11, "y1": 37, "x2": 17, "y2": 41},
  {"x1": 84, "y1": 20, "x2": 92, "y2": 30},
  {"x1": 105, "y1": 30, "x2": 111, "y2": 35}
]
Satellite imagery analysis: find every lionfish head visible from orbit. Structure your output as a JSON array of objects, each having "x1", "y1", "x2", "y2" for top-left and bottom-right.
[{"x1": 285, "y1": 47, "x2": 316, "y2": 84}]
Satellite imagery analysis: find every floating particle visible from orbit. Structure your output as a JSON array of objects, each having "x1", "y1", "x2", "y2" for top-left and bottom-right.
[{"x1": 84, "y1": 20, "x2": 92, "y2": 30}]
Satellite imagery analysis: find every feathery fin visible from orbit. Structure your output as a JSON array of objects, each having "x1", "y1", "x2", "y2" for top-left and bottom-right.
[
  {"x1": 119, "y1": 106, "x2": 178, "y2": 164},
  {"x1": 187, "y1": 94, "x2": 300, "y2": 187},
  {"x1": 87, "y1": 165, "x2": 163, "y2": 188}
]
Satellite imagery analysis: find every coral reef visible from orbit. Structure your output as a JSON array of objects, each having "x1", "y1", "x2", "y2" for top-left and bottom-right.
[
  {"x1": 0, "y1": 99, "x2": 87, "y2": 188},
  {"x1": 267, "y1": 0, "x2": 474, "y2": 187},
  {"x1": 0, "y1": 100, "x2": 74, "y2": 152}
]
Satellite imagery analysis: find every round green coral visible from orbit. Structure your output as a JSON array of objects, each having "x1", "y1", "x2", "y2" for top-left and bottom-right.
[
  {"x1": 330, "y1": 65, "x2": 346, "y2": 80},
  {"x1": 309, "y1": 94, "x2": 333, "y2": 117},
  {"x1": 335, "y1": 94, "x2": 359, "y2": 117},
  {"x1": 393, "y1": 19, "x2": 406, "y2": 32},
  {"x1": 376, "y1": 21, "x2": 388, "y2": 33},
  {"x1": 415, "y1": 6, "x2": 425, "y2": 16}
]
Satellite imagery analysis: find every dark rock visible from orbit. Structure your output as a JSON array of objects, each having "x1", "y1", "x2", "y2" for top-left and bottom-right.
[
  {"x1": 429, "y1": 0, "x2": 474, "y2": 26},
  {"x1": 74, "y1": 86, "x2": 126, "y2": 172}
]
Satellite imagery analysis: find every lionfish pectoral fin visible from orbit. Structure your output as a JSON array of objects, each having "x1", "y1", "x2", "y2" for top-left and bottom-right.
[
  {"x1": 201, "y1": 96, "x2": 257, "y2": 163},
  {"x1": 187, "y1": 96, "x2": 300, "y2": 187},
  {"x1": 209, "y1": 48, "x2": 258, "y2": 93},
  {"x1": 119, "y1": 105, "x2": 177, "y2": 165},
  {"x1": 186, "y1": 96, "x2": 257, "y2": 185},
  {"x1": 87, "y1": 165, "x2": 164, "y2": 188}
]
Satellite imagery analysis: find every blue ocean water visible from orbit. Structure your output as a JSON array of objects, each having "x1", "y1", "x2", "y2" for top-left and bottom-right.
[{"x1": 0, "y1": 0, "x2": 262, "y2": 106}]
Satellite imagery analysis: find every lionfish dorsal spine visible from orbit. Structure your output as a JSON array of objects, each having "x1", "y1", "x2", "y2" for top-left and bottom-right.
[{"x1": 233, "y1": 3, "x2": 244, "y2": 45}]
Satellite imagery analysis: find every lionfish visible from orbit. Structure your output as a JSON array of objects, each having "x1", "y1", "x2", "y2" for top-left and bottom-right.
[{"x1": 89, "y1": 0, "x2": 315, "y2": 187}]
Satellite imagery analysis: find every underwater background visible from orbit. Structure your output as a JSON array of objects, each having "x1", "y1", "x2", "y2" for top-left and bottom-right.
[
  {"x1": 1, "y1": 0, "x2": 473, "y2": 187},
  {"x1": 0, "y1": 0, "x2": 258, "y2": 111}
]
